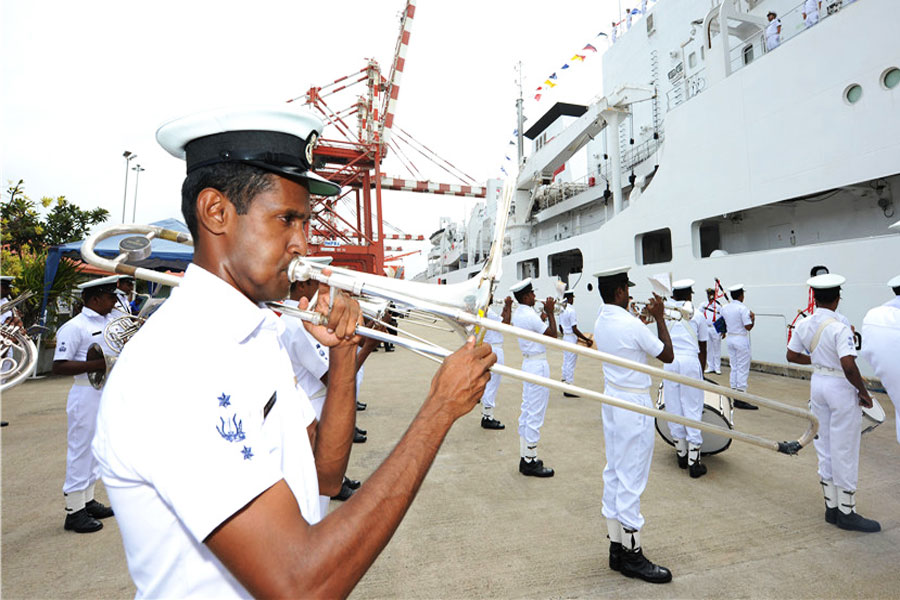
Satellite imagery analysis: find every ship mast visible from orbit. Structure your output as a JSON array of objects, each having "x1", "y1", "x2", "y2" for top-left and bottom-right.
[{"x1": 515, "y1": 61, "x2": 525, "y2": 166}]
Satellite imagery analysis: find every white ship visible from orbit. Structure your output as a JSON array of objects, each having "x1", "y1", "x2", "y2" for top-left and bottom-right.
[{"x1": 420, "y1": 0, "x2": 900, "y2": 375}]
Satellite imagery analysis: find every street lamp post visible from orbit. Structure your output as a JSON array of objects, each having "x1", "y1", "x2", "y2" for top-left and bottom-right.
[
  {"x1": 131, "y1": 164, "x2": 145, "y2": 222},
  {"x1": 122, "y1": 151, "x2": 137, "y2": 223}
]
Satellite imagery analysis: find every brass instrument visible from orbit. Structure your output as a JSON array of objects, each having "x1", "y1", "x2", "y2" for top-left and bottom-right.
[
  {"x1": 79, "y1": 179, "x2": 816, "y2": 455},
  {"x1": 630, "y1": 300, "x2": 694, "y2": 322},
  {"x1": 1, "y1": 292, "x2": 38, "y2": 392}
]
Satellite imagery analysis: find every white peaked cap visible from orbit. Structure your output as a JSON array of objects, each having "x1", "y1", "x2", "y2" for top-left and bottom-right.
[
  {"x1": 807, "y1": 274, "x2": 846, "y2": 289},
  {"x1": 672, "y1": 279, "x2": 695, "y2": 290},
  {"x1": 727, "y1": 283, "x2": 745, "y2": 293},
  {"x1": 888, "y1": 274, "x2": 900, "y2": 288},
  {"x1": 510, "y1": 278, "x2": 533, "y2": 294},
  {"x1": 77, "y1": 274, "x2": 123, "y2": 289}
]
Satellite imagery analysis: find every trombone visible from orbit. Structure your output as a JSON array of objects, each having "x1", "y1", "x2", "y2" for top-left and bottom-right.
[
  {"x1": 79, "y1": 181, "x2": 816, "y2": 455},
  {"x1": 630, "y1": 300, "x2": 694, "y2": 322}
]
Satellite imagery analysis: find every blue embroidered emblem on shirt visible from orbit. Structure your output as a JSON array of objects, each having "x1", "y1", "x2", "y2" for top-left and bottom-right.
[
  {"x1": 242, "y1": 446, "x2": 254, "y2": 460},
  {"x1": 58, "y1": 342, "x2": 67, "y2": 353},
  {"x1": 216, "y1": 415, "x2": 245, "y2": 442},
  {"x1": 217, "y1": 393, "x2": 231, "y2": 407}
]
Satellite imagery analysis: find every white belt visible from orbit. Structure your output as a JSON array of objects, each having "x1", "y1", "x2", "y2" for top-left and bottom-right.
[
  {"x1": 813, "y1": 365, "x2": 844, "y2": 378},
  {"x1": 523, "y1": 352, "x2": 546, "y2": 360},
  {"x1": 606, "y1": 381, "x2": 651, "y2": 395},
  {"x1": 729, "y1": 331, "x2": 748, "y2": 336}
]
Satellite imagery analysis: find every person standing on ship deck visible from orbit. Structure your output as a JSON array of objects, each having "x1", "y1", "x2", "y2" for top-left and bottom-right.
[
  {"x1": 765, "y1": 12, "x2": 782, "y2": 51},
  {"x1": 859, "y1": 275, "x2": 900, "y2": 445},
  {"x1": 803, "y1": 0, "x2": 821, "y2": 27},
  {"x1": 510, "y1": 278, "x2": 556, "y2": 477},
  {"x1": 662, "y1": 279, "x2": 709, "y2": 478},
  {"x1": 593, "y1": 266, "x2": 674, "y2": 584},
  {"x1": 721, "y1": 283, "x2": 757, "y2": 409},
  {"x1": 479, "y1": 297, "x2": 512, "y2": 430},
  {"x1": 786, "y1": 274, "x2": 880, "y2": 533},
  {"x1": 702, "y1": 288, "x2": 723, "y2": 374},
  {"x1": 559, "y1": 289, "x2": 593, "y2": 398}
]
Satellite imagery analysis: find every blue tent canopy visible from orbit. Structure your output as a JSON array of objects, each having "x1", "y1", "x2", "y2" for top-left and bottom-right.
[{"x1": 40, "y1": 218, "x2": 193, "y2": 323}]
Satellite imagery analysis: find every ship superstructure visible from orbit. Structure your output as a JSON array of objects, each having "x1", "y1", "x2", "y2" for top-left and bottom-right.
[{"x1": 421, "y1": 0, "x2": 900, "y2": 374}]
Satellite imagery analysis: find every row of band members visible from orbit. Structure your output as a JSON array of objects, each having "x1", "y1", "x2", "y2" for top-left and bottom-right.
[{"x1": 21, "y1": 104, "x2": 896, "y2": 595}]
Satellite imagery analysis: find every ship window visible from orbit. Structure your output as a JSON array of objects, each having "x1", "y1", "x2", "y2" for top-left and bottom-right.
[
  {"x1": 548, "y1": 249, "x2": 583, "y2": 284},
  {"x1": 689, "y1": 52, "x2": 697, "y2": 69},
  {"x1": 844, "y1": 84, "x2": 862, "y2": 104},
  {"x1": 700, "y1": 46, "x2": 705, "y2": 60},
  {"x1": 882, "y1": 67, "x2": 900, "y2": 89},
  {"x1": 636, "y1": 228, "x2": 672, "y2": 265},
  {"x1": 517, "y1": 258, "x2": 540, "y2": 280},
  {"x1": 742, "y1": 44, "x2": 754, "y2": 65},
  {"x1": 646, "y1": 13, "x2": 655, "y2": 35},
  {"x1": 699, "y1": 223, "x2": 721, "y2": 258}
]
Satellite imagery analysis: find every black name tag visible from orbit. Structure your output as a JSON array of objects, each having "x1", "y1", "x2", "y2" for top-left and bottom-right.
[{"x1": 263, "y1": 392, "x2": 277, "y2": 420}]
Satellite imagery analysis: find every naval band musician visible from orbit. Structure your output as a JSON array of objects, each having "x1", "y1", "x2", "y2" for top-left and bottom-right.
[
  {"x1": 91, "y1": 105, "x2": 495, "y2": 598},
  {"x1": 52, "y1": 276, "x2": 119, "y2": 533},
  {"x1": 558, "y1": 289, "x2": 593, "y2": 397},
  {"x1": 786, "y1": 274, "x2": 880, "y2": 533},
  {"x1": 860, "y1": 275, "x2": 900, "y2": 445},
  {"x1": 478, "y1": 296, "x2": 512, "y2": 430},
  {"x1": 592, "y1": 266, "x2": 674, "y2": 584},
  {"x1": 720, "y1": 283, "x2": 758, "y2": 409},
  {"x1": 663, "y1": 279, "x2": 709, "y2": 478}
]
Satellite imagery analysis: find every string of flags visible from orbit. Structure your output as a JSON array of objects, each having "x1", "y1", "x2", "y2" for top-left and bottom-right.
[{"x1": 496, "y1": 1, "x2": 656, "y2": 178}]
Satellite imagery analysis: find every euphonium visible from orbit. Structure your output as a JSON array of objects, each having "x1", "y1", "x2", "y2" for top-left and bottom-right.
[{"x1": 0, "y1": 292, "x2": 38, "y2": 392}]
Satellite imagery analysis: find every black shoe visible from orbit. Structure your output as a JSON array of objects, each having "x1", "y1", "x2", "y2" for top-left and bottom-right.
[
  {"x1": 85, "y1": 499, "x2": 114, "y2": 519},
  {"x1": 620, "y1": 548, "x2": 672, "y2": 583},
  {"x1": 825, "y1": 507, "x2": 838, "y2": 525},
  {"x1": 354, "y1": 429, "x2": 367, "y2": 444},
  {"x1": 563, "y1": 391, "x2": 580, "y2": 398},
  {"x1": 733, "y1": 399, "x2": 758, "y2": 410},
  {"x1": 356, "y1": 401, "x2": 366, "y2": 411},
  {"x1": 481, "y1": 416, "x2": 505, "y2": 430},
  {"x1": 519, "y1": 458, "x2": 554, "y2": 478},
  {"x1": 356, "y1": 426, "x2": 367, "y2": 436},
  {"x1": 0, "y1": 421, "x2": 8, "y2": 427},
  {"x1": 609, "y1": 541, "x2": 623, "y2": 571},
  {"x1": 64, "y1": 509, "x2": 103, "y2": 533},
  {"x1": 385, "y1": 347, "x2": 395, "y2": 352},
  {"x1": 331, "y1": 481, "x2": 355, "y2": 501},
  {"x1": 344, "y1": 476, "x2": 361, "y2": 490},
  {"x1": 689, "y1": 461, "x2": 707, "y2": 478},
  {"x1": 836, "y1": 511, "x2": 881, "y2": 533},
  {"x1": 676, "y1": 454, "x2": 688, "y2": 469}
]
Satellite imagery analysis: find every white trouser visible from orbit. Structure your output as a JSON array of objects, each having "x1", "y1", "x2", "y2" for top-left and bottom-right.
[
  {"x1": 706, "y1": 332, "x2": 721, "y2": 371},
  {"x1": 663, "y1": 355, "x2": 704, "y2": 445},
  {"x1": 727, "y1": 335, "x2": 751, "y2": 391},
  {"x1": 766, "y1": 34, "x2": 780, "y2": 50},
  {"x1": 810, "y1": 373, "x2": 862, "y2": 491},
  {"x1": 805, "y1": 11, "x2": 819, "y2": 27},
  {"x1": 518, "y1": 358, "x2": 550, "y2": 444},
  {"x1": 480, "y1": 346, "x2": 504, "y2": 409},
  {"x1": 561, "y1": 333, "x2": 577, "y2": 383},
  {"x1": 601, "y1": 386, "x2": 655, "y2": 530},
  {"x1": 63, "y1": 384, "x2": 102, "y2": 494},
  {"x1": 355, "y1": 364, "x2": 364, "y2": 398},
  {"x1": 860, "y1": 323, "x2": 900, "y2": 443}
]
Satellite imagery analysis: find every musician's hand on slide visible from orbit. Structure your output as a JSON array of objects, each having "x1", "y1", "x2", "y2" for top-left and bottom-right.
[
  {"x1": 503, "y1": 296, "x2": 513, "y2": 308},
  {"x1": 300, "y1": 268, "x2": 363, "y2": 347},
  {"x1": 858, "y1": 390, "x2": 873, "y2": 409},
  {"x1": 543, "y1": 297, "x2": 556, "y2": 313},
  {"x1": 646, "y1": 293, "x2": 665, "y2": 321},
  {"x1": 427, "y1": 337, "x2": 496, "y2": 422}
]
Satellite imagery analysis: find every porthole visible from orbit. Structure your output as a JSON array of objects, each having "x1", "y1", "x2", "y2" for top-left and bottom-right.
[
  {"x1": 882, "y1": 67, "x2": 900, "y2": 90},
  {"x1": 844, "y1": 84, "x2": 862, "y2": 104}
]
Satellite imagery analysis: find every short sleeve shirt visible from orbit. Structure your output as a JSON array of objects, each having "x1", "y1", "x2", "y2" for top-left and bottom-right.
[
  {"x1": 512, "y1": 305, "x2": 547, "y2": 355},
  {"x1": 593, "y1": 304, "x2": 665, "y2": 389},
  {"x1": 54, "y1": 307, "x2": 114, "y2": 383},
  {"x1": 482, "y1": 308, "x2": 504, "y2": 345},
  {"x1": 559, "y1": 304, "x2": 577, "y2": 335},
  {"x1": 722, "y1": 300, "x2": 752, "y2": 334},
  {"x1": 92, "y1": 264, "x2": 321, "y2": 599},
  {"x1": 787, "y1": 307, "x2": 856, "y2": 371},
  {"x1": 667, "y1": 301, "x2": 708, "y2": 355}
]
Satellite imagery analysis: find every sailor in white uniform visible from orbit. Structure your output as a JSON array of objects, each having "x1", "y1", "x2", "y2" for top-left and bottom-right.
[
  {"x1": 559, "y1": 289, "x2": 593, "y2": 396},
  {"x1": 52, "y1": 277, "x2": 119, "y2": 533},
  {"x1": 803, "y1": 0, "x2": 820, "y2": 27},
  {"x1": 593, "y1": 266, "x2": 674, "y2": 584},
  {"x1": 721, "y1": 283, "x2": 757, "y2": 409},
  {"x1": 663, "y1": 279, "x2": 709, "y2": 478},
  {"x1": 114, "y1": 275, "x2": 136, "y2": 315},
  {"x1": 702, "y1": 288, "x2": 723, "y2": 374},
  {"x1": 786, "y1": 274, "x2": 879, "y2": 532},
  {"x1": 860, "y1": 274, "x2": 900, "y2": 444},
  {"x1": 510, "y1": 278, "x2": 556, "y2": 477},
  {"x1": 765, "y1": 12, "x2": 782, "y2": 50},
  {"x1": 479, "y1": 296, "x2": 512, "y2": 430}
]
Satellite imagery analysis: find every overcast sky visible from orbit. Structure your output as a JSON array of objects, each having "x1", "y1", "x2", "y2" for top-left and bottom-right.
[{"x1": 1, "y1": 0, "x2": 628, "y2": 276}]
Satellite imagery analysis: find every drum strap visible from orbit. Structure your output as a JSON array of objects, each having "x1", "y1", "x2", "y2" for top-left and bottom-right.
[{"x1": 809, "y1": 318, "x2": 838, "y2": 354}]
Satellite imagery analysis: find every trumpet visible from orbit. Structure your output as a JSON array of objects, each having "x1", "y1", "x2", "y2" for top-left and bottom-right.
[
  {"x1": 79, "y1": 179, "x2": 816, "y2": 456},
  {"x1": 630, "y1": 300, "x2": 694, "y2": 322}
]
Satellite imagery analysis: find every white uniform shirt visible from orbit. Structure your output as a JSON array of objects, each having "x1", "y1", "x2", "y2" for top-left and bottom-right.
[
  {"x1": 559, "y1": 303, "x2": 577, "y2": 335},
  {"x1": 667, "y1": 301, "x2": 708, "y2": 355},
  {"x1": 280, "y1": 299, "x2": 329, "y2": 401},
  {"x1": 884, "y1": 296, "x2": 900, "y2": 310},
  {"x1": 787, "y1": 307, "x2": 856, "y2": 371},
  {"x1": 593, "y1": 304, "x2": 664, "y2": 389},
  {"x1": 114, "y1": 290, "x2": 133, "y2": 316},
  {"x1": 482, "y1": 308, "x2": 504, "y2": 345},
  {"x1": 54, "y1": 306, "x2": 114, "y2": 383},
  {"x1": 93, "y1": 264, "x2": 321, "y2": 599},
  {"x1": 765, "y1": 18, "x2": 781, "y2": 44},
  {"x1": 804, "y1": 0, "x2": 819, "y2": 17},
  {"x1": 721, "y1": 300, "x2": 752, "y2": 335},
  {"x1": 512, "y1": 305, "x2": 547, "y2": 356}
]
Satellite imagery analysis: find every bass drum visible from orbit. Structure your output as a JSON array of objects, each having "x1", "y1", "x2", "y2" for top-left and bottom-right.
[{"x1": 655, "y1": 384, "x2": 733, "y2": 456}]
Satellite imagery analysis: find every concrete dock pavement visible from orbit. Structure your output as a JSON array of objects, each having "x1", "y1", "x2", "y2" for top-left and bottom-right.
[{"x1": 3, "y1": 321, "x2": 898, "y2": 598}]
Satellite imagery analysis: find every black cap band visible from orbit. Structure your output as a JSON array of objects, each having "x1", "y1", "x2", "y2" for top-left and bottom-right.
[{"x1": 185, "y1": 130, "x2": 312, "y2": 174}]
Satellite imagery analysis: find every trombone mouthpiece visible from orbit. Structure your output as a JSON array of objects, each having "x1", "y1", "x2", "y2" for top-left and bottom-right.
[{"x1": 287, "y1": 257, "x2": 313, "y2": 283}]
